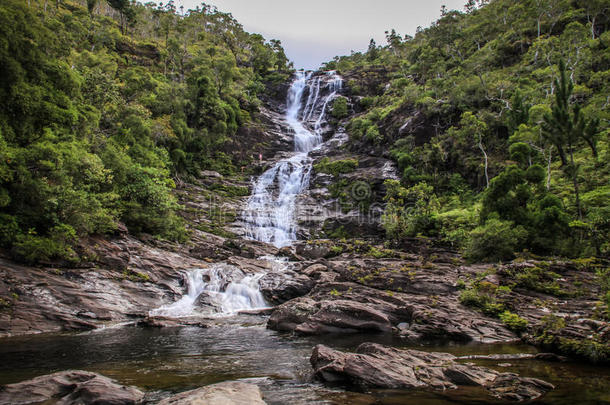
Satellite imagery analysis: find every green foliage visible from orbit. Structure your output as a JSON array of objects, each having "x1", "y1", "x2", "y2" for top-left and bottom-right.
[
  {"x1": 596, "y1": 266, "x2": 610, "y2": 321},
  {"x1": 314, "y1": 157, "x2": 358, "y2": 176},
  {"x1": 499, "y1": 310, "x2": 528, "y2": 332},
  {"x1": 382, "y1": 180, "x2": 440, "y2": 238},
  {"x1": 13, "y1": 225, "x2": 78, "y2": 264},
  {"x1": 330, "y1": 96, "x2": 349, "y2": 119},
  {"x1": 458, "y1": 279, "x2": 508, "y2": 316},
  {"x1": 465, "y1": 219, "x2": 527, "y2": 262},
  {"x1": 0, "y1": 0, "x2": 290, "y2": 263},
  {"x1": 331, "y1": 0, "x2": 609, "y2": 261},
  {"x1": 328, "y1": 179, "x2": 373, "y2": 213},
  {"x1": 533, "y1": 314, "x2": 609, "y2": 364}
]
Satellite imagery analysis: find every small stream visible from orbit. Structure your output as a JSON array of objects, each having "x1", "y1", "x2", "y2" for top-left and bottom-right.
[{"x1": 0, "y1": 320, "x2": 608, "y2": 404}]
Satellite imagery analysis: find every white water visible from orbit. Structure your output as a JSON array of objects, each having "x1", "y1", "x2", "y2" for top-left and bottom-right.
[
  {"x1": 151, "y1": 71, "x2": 342, "y2": 317},
  {"x1": 150, "y1": 264, "x2": 268, "y2": 317},
  {"x1": 242, "y1": 70, "x2": 343, "y2": 247}
]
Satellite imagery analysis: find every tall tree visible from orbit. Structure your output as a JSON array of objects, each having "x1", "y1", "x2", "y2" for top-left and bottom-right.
[{"x1": 542, "y1": 60, "x2": 599, "y2": 218}]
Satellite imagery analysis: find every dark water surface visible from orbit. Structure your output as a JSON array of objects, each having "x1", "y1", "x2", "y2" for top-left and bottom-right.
[{"x1": 0, "y1": 316, "x2": 608, "y2": 404}]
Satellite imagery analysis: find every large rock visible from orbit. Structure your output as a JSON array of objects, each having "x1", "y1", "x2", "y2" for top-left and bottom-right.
[
  {"x1": 259, "y1": 271, "x2": 313, "y2": 304},
  {"x1": 267, "y1": 281, "x2": 516, "y2": 343},
  {"x1": 268, "y1": 297, "x2": 392, "y2": 334},
  {"x1": 0, "y1": 370, "x2": 144, "y2": 405},
  {"x1": 310, "y1": 344, "x2": 554, "y2": 402},
  {"x1": 0, "y1": 234, "x2": 208, "y2": 337},
  {"x1": 158, "y1": 381, "x2": 266, "y2": 405}
]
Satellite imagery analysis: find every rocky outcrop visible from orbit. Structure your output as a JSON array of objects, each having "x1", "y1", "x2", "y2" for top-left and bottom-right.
[
  {"x1": 0, "y1": 235, "x2": 208, "y2": 337},
  {"x1": 297, "y1": 140, "x2": 398, "y2": 240},
  {"x1": 310, "y1": 343, "x2": 554, "y2": 402},
  {"x1": 269, "y1": 297, "x2": 392, "y2": 334},
  {"x1": 267, "y1": 256, "x2": 517, "y2": 343},
  {"x1": 158, "y1": 381, "x2": 266, "y2": 405},
  {"x1": 0, "y1": 370, "x2": 144, "y2": 405},
  {"x1": 136, "y1": 316, "x2": 209, "y2": 328}
]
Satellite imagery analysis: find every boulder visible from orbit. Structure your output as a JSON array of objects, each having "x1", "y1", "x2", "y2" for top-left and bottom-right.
[
  {"x1": 267, "y1": 282, "x2": 516, "y2": 343},
  {"x1": 310, "y1": 343, "x2": 554, "y2": 402},
  {"x1": 259, "y1": 272, "x2": 313, "y2": 304},
  {"x1": 0, "y1": 370, "x2": 144, "y2": 405},
  {"x1": 158, "y1": 381, "x2": 266, "y2": 405},
  {"x1": 268, "y1": 297, "x2": 391, "y2": 334}
]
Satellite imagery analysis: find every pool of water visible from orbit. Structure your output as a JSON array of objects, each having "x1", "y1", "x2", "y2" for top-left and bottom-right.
[{"x1": 0, "y1": 316, "x2": 608, "y2": 404}]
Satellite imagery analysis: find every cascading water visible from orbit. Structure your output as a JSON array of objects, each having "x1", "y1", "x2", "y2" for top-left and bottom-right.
[
  {"x1": 242, "y1": 70, "x2": 343, "y2": 247},
  {"x1": 151, "y1": 71, "x2": 342, "y2": 318},
  {"x1": 149, "y1": 264, "x2": 268, "y2": 317}
]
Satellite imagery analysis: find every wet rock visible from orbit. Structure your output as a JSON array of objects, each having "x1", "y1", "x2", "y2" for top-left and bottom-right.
[
  {"x1": 238, "y1": 307, "x2": 275, "y2": 316},
  {"x1": 534, "y1": 352, "x2": 568, "y2": 362},
  {"x1": 268, "y1": 297, "x2": 391, "y2": 334},
  {"x1": 259, "y1": 272, "x2": 313, "y2": 304},
  {"x1": 0, "y1": 235, "x2": 207, "y2": 337},
  {"x1": 267, "y1": 297, "x2": 318, "y2": 331},
  {"x1": 194, "y1": 293, "x2": 223, "y2": 312},
  {"x1": 457, "y1": 353, "x2": 567, "y2": 362},
  {"x1": 158, "y1": 381, "x2": 266, "y2": 405},
  {"x1": 137, "y1": 316, "x2": 209, "y2": 328},
  {"x1": 0, "y1": 370, "x2": 144, "y2": 405},
  {"x1": 310, "y1": 343, "x2": 554, "y2": 402},
  {"x1": 277, "y1": 246, "x2": 304, "y2": 261},
  {"x1": 487, "y1": 373, "x2": 555, "y2": 402},
  {"x1": 267, "y1": 281, "x2": 516, "y2": 343},
  {"x1": 302, "y1": 263, "x2": 328, "y2": 277},
  {"x1": 294, "y1": 241, "x2": 333, "y2": 259}
]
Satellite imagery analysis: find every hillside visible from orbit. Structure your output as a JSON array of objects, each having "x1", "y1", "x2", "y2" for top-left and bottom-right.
[
  {"x1": 322, "y1": 0, "x2": 609, "y2": 263},
  {"x1": 0, "y1": 0, "x2": 291, "y2": 264}
]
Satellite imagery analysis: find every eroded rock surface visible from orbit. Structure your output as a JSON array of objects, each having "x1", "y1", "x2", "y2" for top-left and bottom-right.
[
  {"x1": 0, "y1": 370, "x2": 144, "y2": 405},
  {"x1": 0, "y1": 236, "x2": 207, "y2": 337},
  {"x1": 310, "y1": 343, "x2": 554, "y2": 401},
  {"x1": 267, "y1": 256, "x2": 517, "y2": 344},
  {"x1": 158, "y1": 381, "x2": 266, "y2": 405}
]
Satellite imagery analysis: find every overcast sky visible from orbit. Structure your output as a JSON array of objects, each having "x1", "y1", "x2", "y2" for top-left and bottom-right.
[{"x1": 177, "y1": 0, "x2": 467, "y2": 69}]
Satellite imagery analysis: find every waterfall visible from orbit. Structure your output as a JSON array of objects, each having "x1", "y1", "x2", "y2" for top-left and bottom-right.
[
  {"x1": 149, "y1": 264, "x2": 268, "y2": 317},
  {"x1": 151, "y1": 71, "x2": 342, "y2": 318},
  {"x1": 242, "y1": 70, "x2": 343, "y2": 247}
]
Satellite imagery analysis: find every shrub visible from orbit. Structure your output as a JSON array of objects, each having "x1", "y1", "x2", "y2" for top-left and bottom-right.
[
  {"x1": 314, "y1": 157, "x2": 358, "y2": 176},
  {"x1": 465, "y1": 219, "x2": 527, "y2": 262},
  {"x1": 330, "y1": 96, "x2": 348, "y2": 119},
  {"x1": 499, "y1": 310, "x2": 528, "y2": 332},
  {"x1": 13, "y1": 224, "x2": 78, "y2": 264}
]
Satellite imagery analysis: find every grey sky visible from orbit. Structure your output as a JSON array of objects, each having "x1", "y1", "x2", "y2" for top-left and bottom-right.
[{"x1": 179, "y1": 0, "x2": 467, "y2": 69}]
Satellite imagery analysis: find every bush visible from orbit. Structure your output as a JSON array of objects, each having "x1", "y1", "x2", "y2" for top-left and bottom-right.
[
  {"x1": 499, "y1": 310, "x2": 528, "y2": 332},
  {"x1": 314, "y1": 157, "x2": 358, "y2": 176},
  {"x1": 330, "y1": 96, "x2": 348, "y2": 119},
  {"x1": 13, "y1": 224, "x2": 78, "y2": 264},
  {"x1": 465, "y1": 219, "x2": 527, "y2": 262}
]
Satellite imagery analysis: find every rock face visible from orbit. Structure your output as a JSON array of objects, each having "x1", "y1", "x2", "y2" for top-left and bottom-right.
[
  {"x1": 0, "y1": 235, "x2": 208, "y2": 337},
  {"x1": 158, "y1": 381, "x2": 266, "y2": 405},
  {"x1": 267, "y1": 256, "x2": 517, "y2": 343},
  {"x1": 0, "y1": 370, "x2": 144, "y2": 405},
  {"x1": 310, "y1": 343, "x2": 554, "y2": 402}
]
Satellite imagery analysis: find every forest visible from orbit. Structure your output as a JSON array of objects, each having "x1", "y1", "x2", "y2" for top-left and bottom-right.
[
  {"x1": 323, "y1": 0, "x2": 609, "y2": 264},
  {"x1": 0, "y1": 0, "x2": 290, "y2": 263}
]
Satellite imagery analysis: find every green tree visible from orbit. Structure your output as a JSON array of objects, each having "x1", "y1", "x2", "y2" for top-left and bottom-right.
[{"x1": 542, "y1": 60, "x2": 599, "y2": 218}]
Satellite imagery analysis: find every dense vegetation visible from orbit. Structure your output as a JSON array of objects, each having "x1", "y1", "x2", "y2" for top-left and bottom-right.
[
  {"x1": 324, "y1": 0, "x2": 609, "y2": 262},
  {"x1": 0, "y1": 0, "x2": 290, "y2": 263}
]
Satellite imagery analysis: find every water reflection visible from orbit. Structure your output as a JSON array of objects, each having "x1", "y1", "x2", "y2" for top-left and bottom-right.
[{"x1": 0, "y1": 318, "x2": 608, "y2": 404}]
